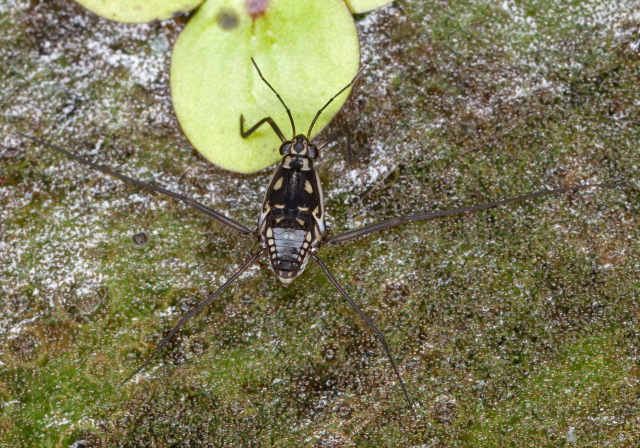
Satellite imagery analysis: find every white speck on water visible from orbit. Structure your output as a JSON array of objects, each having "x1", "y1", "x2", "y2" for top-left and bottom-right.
[
  {"x1": 44, "y1": 417, "x2": 72, "y2": 428},
  {"x1": 157, "y1": 306, "x2": 176, "y2": 317}
]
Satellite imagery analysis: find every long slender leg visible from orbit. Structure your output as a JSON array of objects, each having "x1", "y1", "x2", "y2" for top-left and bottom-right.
[
  {"x1": 326, "y1": 181, "x2": 626, "y2": 246},
  {"x1": 317, "y1": 130, "x2": 345, "y2": 151},
  {"x1": 121, "y1": 249, "x2": 264, "y2": 385},
  {"x1": 240, "y1": 115, "x2": 286, "y2": 142},
  {"x1": 310, "y1": 252, "x2": 416, "y2": 418},
  {"x1": 317, "y1": 129, "x2": 366, "y2": 165},
  {"x1": 19, "y1": 133, "x2": 255, "y2": 237}
]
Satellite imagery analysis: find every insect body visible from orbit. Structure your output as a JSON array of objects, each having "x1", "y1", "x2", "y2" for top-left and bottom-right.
[
  {"x1": 259, "y1": 135, "x2": 324, "y2": 285},
  {"x1": 19, "y1": 59, "x2": 623, "y2": 418}
]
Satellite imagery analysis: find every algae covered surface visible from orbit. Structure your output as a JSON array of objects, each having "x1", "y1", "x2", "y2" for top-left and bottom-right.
[{"x1": 1, "y1": 0, "x2": 639, "y2": 446}]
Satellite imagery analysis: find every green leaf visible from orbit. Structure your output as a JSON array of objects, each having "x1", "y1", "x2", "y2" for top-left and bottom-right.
[
  {"x1": 171, "y1": 0, "x2": 360, "y2": 173},
  {"x1": 344, "y1": 0, "x2": 393, "y2": 14},
  {"x1": 74, "y1": 0, "x2": 204, "y2": 23}
]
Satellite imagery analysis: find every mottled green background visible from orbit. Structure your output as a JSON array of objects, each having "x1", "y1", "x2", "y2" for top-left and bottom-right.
[{"x1": 1, "y1": 0, "x2": 639, "y2": 447}]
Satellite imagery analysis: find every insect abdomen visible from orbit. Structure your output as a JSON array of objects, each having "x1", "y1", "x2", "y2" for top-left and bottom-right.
[{"x1": 272, "y1": 227, "x2": 307, "y2": 269}]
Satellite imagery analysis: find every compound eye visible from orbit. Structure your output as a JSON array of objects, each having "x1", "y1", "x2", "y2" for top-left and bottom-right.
[
  {"x1": 279, "y1": 143, "x2": 291, "y2": 155},
  {"x1": 307, "y1": 145, "x2": 318, "y2": 159}
]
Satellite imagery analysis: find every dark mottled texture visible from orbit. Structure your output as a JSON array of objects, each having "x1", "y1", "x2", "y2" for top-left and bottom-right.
[{"x1": 1, "y1": 0, "x2": 638, "y2": 446}]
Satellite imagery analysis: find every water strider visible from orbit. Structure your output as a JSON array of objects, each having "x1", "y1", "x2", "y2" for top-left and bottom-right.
[{"x1": 19, "y1": 59, "x2": 624, "y2": 418}]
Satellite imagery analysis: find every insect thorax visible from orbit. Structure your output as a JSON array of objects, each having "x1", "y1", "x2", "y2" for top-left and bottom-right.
[{"x1": 258, "y1": 154, "x2": 325, "y2": 285}]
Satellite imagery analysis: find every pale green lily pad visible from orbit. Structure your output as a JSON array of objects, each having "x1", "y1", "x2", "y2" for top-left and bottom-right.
[
  {"x1": 171, "y1": 0, "x2": 360, "y2": 173},
  {"x1": 344, "y1": 0, "x2": 393, "y2": 14},
  {"x1": 74, "y1": 0, "x2": 203, "y2": 23}
]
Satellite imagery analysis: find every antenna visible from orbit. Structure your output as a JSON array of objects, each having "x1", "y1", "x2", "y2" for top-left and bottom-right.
[{"x1": 307, "y1": 65, "x2": 366, "y2": 138}]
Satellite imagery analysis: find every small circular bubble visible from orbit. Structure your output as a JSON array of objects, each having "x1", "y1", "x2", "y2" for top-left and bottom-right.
[
  {"x1": 132, "y1": 231, "x2": 149, "y2": 246},
  {"x1": 69, "y1": 441, "x2": 90, "y2": 448}
]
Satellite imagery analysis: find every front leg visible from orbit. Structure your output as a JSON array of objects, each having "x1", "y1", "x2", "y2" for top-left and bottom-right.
[
  {"x1": 240, "y1": 115, "x2": 286, "y2": 143},
  {"x1": 318, "y1": 129, "x2": 367, "y2": 166}
]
